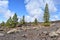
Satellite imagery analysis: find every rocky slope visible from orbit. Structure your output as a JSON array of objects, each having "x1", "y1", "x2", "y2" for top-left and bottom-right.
[
  {"x1": 0, "y1": 20, "x2": 60, "y2": 40},
  {"x1": 0, "y1": 26, "x2": 60, "y2": 40}
]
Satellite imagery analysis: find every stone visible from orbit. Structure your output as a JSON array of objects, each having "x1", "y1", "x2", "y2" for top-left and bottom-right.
[
  {"x1": 42, "y1": 38, "x2": 46, "y2": 40},
  {"x1": 56, "y1": 28, "x2": 60, "y2": 34},
  {"x1": 7, "y1": 29, "x2": 19, "y2": 34},
  {"x1": 21, "y1": 34, "x2": 27, "y2": 38},
  {"x1": 57, "y1": 37, "x2": 60, "y2": 40},
  {"x1": 50, "y1": 23, "x2": 56, "y2": 26},
  {"x1": 16, "y1": 24, "x2": 22, "y2": 27},
  {"x1": 43, "y1": 31, "x2": 48, "y2": 35},
  {"x1": 32, "y1": 27, "x2": 39, "y2": 30},
  {"x1": 0, "y1": 33, "x2": 4, "y2": 36},
  {"x1": 49, "y1": 31, "x2": 58, "y2": 37},
  {"x1": 0, "y1": 29, "x2": 3, "y2": 31},
  {"x1": 47, "y1": 37, "x2": 53, "y2": 40}
]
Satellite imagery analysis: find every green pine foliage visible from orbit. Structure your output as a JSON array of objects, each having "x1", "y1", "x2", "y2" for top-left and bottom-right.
[
  {"x1": 6, "y1": 17, "x2": 12, "y2": 27},
  {"x1": 20, "y1": 15, "x2": 25, "y2": 25},
  {"x1": 34, "y1": 18, "x2": 38, "y2": 25},
  {"x1": 6, "y1": 13, "x2": 18, "y2": 28},
  {"x1": 1, "y1": 21, "x2": 5, "y2": 26},
  {"x1": 12, "y1": 13, "x2": 18, "y2": 27},
  {"x1": 43, "y1": 3, "x2": 50, "y2": 26},
  {"x1": 22, "y1": 15, "x2": 25, "y2": 24}
]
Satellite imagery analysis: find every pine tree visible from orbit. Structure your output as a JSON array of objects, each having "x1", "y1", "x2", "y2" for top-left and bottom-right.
[
  {"x1": 1, "y1": 21, "x2": 5, "y2": 26},
  {"x1": 34, "y1": 18, "x2": 38, "y2": 25},
  {"x1": 43, "y1": 3, "x2": 50, "y2": 26},
  {"x1": 12, "y1": 13, "x2": 18, "y2": 27},
  {"x1": 6, "y1": 17, "x2": 12, "y2": 27},
  {"x1": 22, "y1": 15, "x2": 25, "y2": 25},
  {"x1": 12, "y1": 13, "x2": 18, "y2": 23},
  {"x1": 19, "y1": 18, "x2": 23, "y2": 24}
]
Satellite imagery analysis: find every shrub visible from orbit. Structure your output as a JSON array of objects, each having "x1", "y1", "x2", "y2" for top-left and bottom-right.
[{"x1": 43, "y1": 22, "x2": 50, "y2": 26}]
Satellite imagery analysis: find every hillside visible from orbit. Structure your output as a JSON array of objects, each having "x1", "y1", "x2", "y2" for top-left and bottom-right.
[{"x1": 0, "y1": 20, "x2": 60, "y2": 40}]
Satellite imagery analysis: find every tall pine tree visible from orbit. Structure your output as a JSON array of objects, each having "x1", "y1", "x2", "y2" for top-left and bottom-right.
[
  {"x1": 6, "y1": 13, "x2": 18, "y2": 28},
  {"x1": 6, "y1": 17, "x2": 12, "y2": 27},
  {"x1": 34, "y1": 18, "x2": 38, "y2": 25},
  {"x1": 43, "y1": 3, "x2": 50, "y2": 26},
  {"x1": 12, "y1": 13, "x2": 18, "y2": 27},
  {"x1": 22, "y1": 15, "x2": 25, "y2": 25}
]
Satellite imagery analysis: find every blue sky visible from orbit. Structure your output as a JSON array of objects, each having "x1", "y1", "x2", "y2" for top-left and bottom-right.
[
  {"x1": 0, "y1": 0, "x2": 60, "y2": 23},
  {"x1": 9, "y1": 0, "x2": 27, "y2": 16}
]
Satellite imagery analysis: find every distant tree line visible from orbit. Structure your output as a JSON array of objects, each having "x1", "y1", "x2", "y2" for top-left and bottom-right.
[{"x1": 0, "y1": 3, "x2": 50, "y2": 28}]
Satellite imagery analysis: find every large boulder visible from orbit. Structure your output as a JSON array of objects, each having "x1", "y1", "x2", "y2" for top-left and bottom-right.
[
  {"x1": 56, "y1": 28, "x2": 60, "y2": 34},
  {"x1": 49, "y1": 31, "x2": 58, "y2": 37},
  {"x1": 7, "y1": 29, "x2": 19, "y2": 34},
  {"x1": 0, "y1": 33, "x2": 4, "y2": 36},
  {"x1": 16, "y1": 24, "x2": 22, "y2": 27}
]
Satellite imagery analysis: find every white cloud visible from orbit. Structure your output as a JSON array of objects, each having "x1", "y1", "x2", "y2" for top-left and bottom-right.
[
  {"x1": 0, "y1": 0, "x2": 14, "y2": 22},
  {"x1": 50, "y1": 15, "x2": 59, "y2": 21},
  {"x1": 25, "y1": 15, "x2": 35, "y2": 22},
  {"x1": 0, "y1": 1, "x2": 8, "y2": 13},
  {"x1": 4, "y1": 10, "x2": 14, "y2": 19},
  {"x1": 0, "y1": 1, "x2": 8, "y2": 8},
  {"x1": 25, "y1": 0, "x2": 57, "y2": 22},
  {"x1": 45, "y1": 0, "x2": 57, "y2": 12},
  {"x1": 0, "y1": 0, "x2": 8, "y2": 1},
  {"x1": 54, "y1": 16, "x2": 58, "y2": 19}
]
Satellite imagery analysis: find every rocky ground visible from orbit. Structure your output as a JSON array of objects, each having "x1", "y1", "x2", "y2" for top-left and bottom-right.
[{"x1": 0, "y1": 23, "x2": 60, "y2": 40}]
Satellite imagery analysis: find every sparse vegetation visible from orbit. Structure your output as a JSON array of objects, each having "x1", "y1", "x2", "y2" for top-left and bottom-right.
[
  {"x1": 6, "y1": 13, "x2": 18, "y2": 28},
  {"x1": 0, "y1": 3, "x2": 51, "y2": 28},
  {"x1": 0, "y1": 3, "x2": 60, "y2": 40}
]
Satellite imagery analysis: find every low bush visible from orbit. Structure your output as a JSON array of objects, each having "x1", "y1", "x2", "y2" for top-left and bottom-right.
[{"x1": 43, "y1": 22, "x2": 50, "y2": 26}]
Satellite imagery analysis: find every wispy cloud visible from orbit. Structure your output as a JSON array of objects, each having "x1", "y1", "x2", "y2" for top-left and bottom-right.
[
  {"x1": 50, "y1": 12, "x2": 60, "y2": 21},
  {"x1": 0, "y1": 0, "x2": 14, "y2": 22},
  {"x1": 24, "y1": 0, "x2": 58, "y2": 22},
  {"x1": 4, "y1": 10, "x2": 14, "y2": 19}
]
